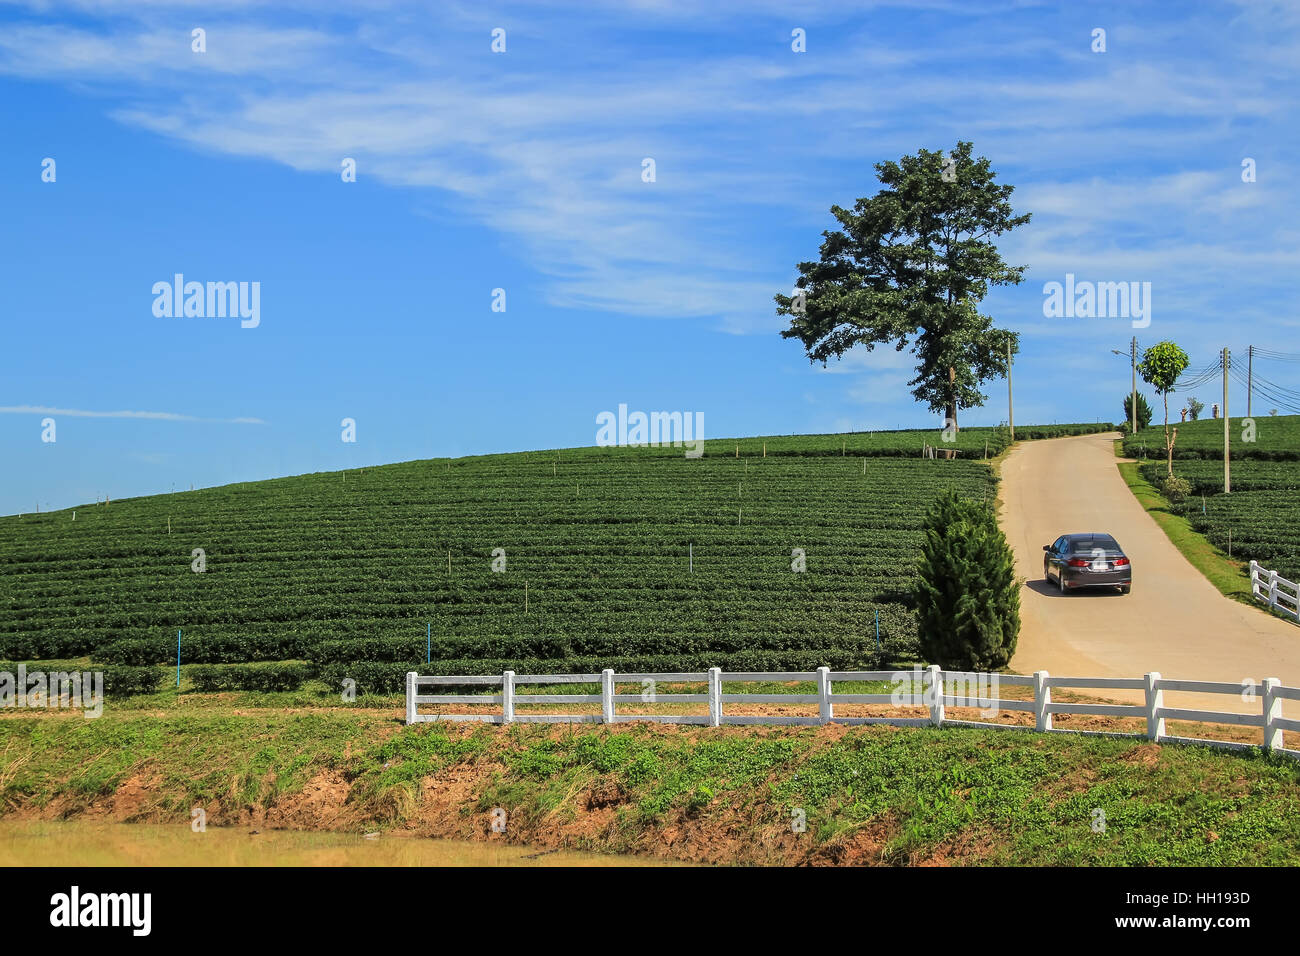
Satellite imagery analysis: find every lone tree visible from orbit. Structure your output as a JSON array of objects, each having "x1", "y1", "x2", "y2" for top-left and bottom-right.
[
  {"x1": 1137, "y1": 341, "x2": 1190, "y2": 478},
  {"x1": 915, "y1": 490, "x2": 1020, "y2": 670},
  {"x1": 776, "y1": 141, "x2": 1030, "y2": 434}
]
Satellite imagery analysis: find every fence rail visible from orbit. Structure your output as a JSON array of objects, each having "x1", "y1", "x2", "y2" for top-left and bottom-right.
[
  {"x1": 1250, "y1": 560, "x2": 1300, "y2": 622},
  {"x1": 405, "y1": 667, "x2": 1300, "y2": 760}
]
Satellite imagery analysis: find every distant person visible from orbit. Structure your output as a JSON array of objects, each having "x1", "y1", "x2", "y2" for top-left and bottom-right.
[
  {"x1": 1212, "y1": 403, "x2": 1219, "y2": 419},
  {"x1": 1180, "y1": 406, "x2": 1188, "y2": 422}
]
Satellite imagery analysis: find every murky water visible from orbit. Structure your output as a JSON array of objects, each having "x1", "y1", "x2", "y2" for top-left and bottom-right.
[{"x1": 0, "y1": 821, "x2": 680, "y2": 867}]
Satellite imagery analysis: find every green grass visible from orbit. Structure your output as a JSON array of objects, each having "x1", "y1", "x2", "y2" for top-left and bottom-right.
[
  {"x1": 1116, "y1": 461, "x2": 1252, "y2": 603},
  {"x1": 1138, "y1": 460, "x2": 1300, "y2": 582},
  {"x1": 1123, "y1": 444, "x2": 1300, "y2": 584},
  {"x1": 3, "y1": 713, "x2": 1298, "y2": 865}
]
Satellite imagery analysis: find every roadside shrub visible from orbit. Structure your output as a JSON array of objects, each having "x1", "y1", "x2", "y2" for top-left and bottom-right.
[
  {"x1": 1160, "y1": 475, "x2": 1192, "y2": 503},
  {"x1": 101, "y1": 665, "x2": 164, "y2": 697},
  {"x1": 1122, "y1": 392, "x2": 1153, "y2": 431},
  {"x1": 914, "y1": 490, "x2": 1020, "y2": 671},
  {"x1": 187, "y1": 662, "x2": 315, "y2": 693}
]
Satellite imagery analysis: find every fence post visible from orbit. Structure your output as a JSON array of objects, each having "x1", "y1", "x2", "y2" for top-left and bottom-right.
[
  {"x1": 708, "y1": 667, "x2": 722, "y2": 727},
  {"x1": 1033, "y1": 670, "x2": 1052, "y2": 732},
  {"x1": 925, "y1": 665, "x2": 944, "y2": 726},
  {"x1": 502, "y1": 670, "x2": 515, "y2": 724},
  {"x1": 602, "y1": 669, "x2": 615, "y2": 724},
  {"x1": 405, "y1": 671, "x2": 417, "y2": 725},
  {"x1": 1262, "y1": 677, "x2": 1282, "y2": 752},
  {"x1": 1249, "y1": 560, "x2": 1259, "y2": 597},
  {"x1": 1144, "y1": 672, "x2": 1165, "y2": 742},
  {"x1": 817, "y1": 666, "x2": 831, "y2": 723}
]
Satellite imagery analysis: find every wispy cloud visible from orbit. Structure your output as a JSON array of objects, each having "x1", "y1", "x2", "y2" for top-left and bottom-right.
[
  {"x1": 0, "y1": 405, "x2": 267, "y2": 424},
  {"x1": 0, "y1": 1, "x2": 1295, "y2": 342}
]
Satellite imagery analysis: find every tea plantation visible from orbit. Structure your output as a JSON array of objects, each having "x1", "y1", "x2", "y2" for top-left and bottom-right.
[{"x1": 0, "y1": 424, "x2": 1110, "y2": 694}]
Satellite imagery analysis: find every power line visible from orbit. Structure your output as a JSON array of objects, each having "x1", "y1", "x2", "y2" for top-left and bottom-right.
[
  {"x1": 1230, "y1": 366, "x2": 1300, "y2": 414},
  {"x1": 1253, "y1": 347, "x2": 1300, "y2": 362},
  {"x1": 1175, "y1": 362, "x2": 1222, "y2": 390}
]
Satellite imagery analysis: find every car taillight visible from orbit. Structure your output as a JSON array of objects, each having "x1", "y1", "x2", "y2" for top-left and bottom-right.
[
  {"x1": 1113, "y1": 557, "x2": 1130, "y2": 566},
  {"x1": 1067, "y1": 558, "x2": 1089, "y2": 567}
]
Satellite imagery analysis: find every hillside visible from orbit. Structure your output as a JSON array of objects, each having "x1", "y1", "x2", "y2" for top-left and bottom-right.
[
  {"x1": 0, "y1": 424, "x2": 1110, "y2": 692},
  {"x1": 1121, "y1": 413, "x2": 1300, "y2": 460}
]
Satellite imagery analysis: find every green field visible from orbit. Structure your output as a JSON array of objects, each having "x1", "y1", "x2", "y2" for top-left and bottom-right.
[
  {"x1": 1138, "y1": 459, "x2": 1300, "y2": 581},
  {"x1": 0, "y1": 424, "x2": 1111, "y2": 693},
  {"x1": 1121, "y1": 413, "x2": 1300, "y2": 461},
  {"x1": 1122, "y1": 415, "x2": 1300, "y2": 581}
]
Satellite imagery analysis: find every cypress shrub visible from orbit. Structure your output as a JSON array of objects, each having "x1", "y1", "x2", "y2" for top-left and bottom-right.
[{"x1": 915, "y1": 490, "x2": 1020, "y2": 670}]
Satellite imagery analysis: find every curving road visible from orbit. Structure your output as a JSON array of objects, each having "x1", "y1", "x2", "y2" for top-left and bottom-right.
[{"x1": 999, "y1": 432, "x2": 1299, "y2": 707}]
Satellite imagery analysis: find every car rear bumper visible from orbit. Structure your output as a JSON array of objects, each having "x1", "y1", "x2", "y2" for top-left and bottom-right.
[{"x1": 1062, "y1": 568, "x2": 1131, "y2": 589}]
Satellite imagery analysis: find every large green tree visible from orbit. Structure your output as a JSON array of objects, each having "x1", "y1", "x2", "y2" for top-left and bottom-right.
[{"x1": 776, "y1": 141, "x2": 1030, "y2": 432}]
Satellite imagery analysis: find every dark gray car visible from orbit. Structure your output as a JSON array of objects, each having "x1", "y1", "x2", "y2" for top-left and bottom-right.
[{"x1": 1043, "y1": 533, "x2": 1132, "y2": 594}]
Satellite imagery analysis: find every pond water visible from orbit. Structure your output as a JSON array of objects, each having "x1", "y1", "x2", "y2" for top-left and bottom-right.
[{"x1": 0, "y1": 820, "x2": 680, "y2": 867}]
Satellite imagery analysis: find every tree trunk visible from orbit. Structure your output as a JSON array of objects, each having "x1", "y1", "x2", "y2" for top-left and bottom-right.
[
  {"x1": 947, "y1": 366, "x2": 958, "y2": 433},
  {"x1": 945, "y1": 366, "x2": 958, "y2": 459},
  {"x1": 1164, "y1": 391, "x2": 1173, "y2": 479}
]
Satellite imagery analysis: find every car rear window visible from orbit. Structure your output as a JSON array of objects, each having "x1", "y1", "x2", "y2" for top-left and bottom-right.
[{"x1": 1070, "y1": 536, "x2": 1119, "y2": 552}]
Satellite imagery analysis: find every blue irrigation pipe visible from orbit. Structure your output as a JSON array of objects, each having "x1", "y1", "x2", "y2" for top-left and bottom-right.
[
  {"x1": 427, "y1": 622, "x2": 431, "y2": 664},
  {"x1": 176, "y1": 629, "x2": 182, "y2": 687},
  {"x1": 875, "y1": 610, "x2": 880, "y2": 653}
]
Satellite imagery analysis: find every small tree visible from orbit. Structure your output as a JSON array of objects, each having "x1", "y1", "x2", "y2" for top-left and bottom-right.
[
  {"x1": 1187, "y1": 397, "x2": 1204, "y2": 421},
  {"x1": 1122, "y1": 392, "x2": 1153, "y2": 431},
  {"x1": 915, "y1": 490, "x2": 1020, "y2": 670},
  {"x1": 1138, "y1": 341, "x2": 1190, "y2": 478}
]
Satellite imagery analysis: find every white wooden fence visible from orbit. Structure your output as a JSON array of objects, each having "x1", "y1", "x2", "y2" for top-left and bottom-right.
[
  {"x1": 405, "y1": 667, "x2": 1300, "y2": 760},
  {"x1": 1250, "y1": 560, "x2": 1300, "y2": 623}
]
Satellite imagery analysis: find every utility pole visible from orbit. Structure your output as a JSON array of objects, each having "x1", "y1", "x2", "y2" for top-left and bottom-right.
[
  {"x1": 1007, "y1": 335, "x2": 1014, "y2": 441},
  {"x1": 1130, "y1": 336, "x2": 1137, "y2": 433},
  {"x1": 1223, "y1": 347, "x2": 1231, "y2": 494},
  {"x1": 1247, "y1": 345, "x2": 1253, "y2": 418}
]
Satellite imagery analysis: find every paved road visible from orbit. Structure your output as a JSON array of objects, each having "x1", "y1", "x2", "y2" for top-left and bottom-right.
[{"x1": 999, "y1": 432, "x2": 1299, "y2": 709}]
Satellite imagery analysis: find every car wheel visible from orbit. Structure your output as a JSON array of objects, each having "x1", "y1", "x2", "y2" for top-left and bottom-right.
[
  {"x1": 1058, "y1": 571, "x2": 1067, "y2": 594},
  {"x1": 1120, "y1": 584, "x2": 1131, "y2": 595}
]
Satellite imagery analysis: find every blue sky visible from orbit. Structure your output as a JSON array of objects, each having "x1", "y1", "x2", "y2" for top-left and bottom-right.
[{"x1": 2, "y1": 0, "x2": 1297, "y2": 514}]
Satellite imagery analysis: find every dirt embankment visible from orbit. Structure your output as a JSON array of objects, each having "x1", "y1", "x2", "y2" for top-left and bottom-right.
[
  {"x1": 7, "y1": 703, "x2": 1290, "y2": 868},
  {"x1": 11, "y1": 724, "x2": 891, "y2": 867}
]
